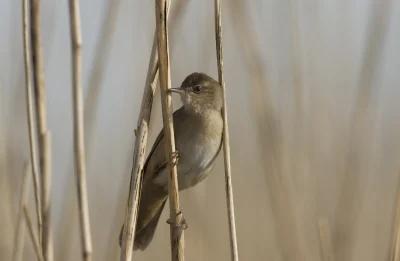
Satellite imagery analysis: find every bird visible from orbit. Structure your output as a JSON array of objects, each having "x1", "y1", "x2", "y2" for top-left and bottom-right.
[{"x1": 119, "y1": 72, "x2": 224, "y2": 250}]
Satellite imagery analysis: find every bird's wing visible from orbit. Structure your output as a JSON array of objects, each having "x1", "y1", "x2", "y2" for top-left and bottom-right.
[
  {"x1": 143, "y1": 130, "x2": 167, "y2": 182},
  {"x1": 142, "y1": 107, "x2": 186, "y2": 182}
]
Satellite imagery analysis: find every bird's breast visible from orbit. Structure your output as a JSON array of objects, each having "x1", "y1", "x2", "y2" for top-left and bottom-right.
[
  {"x1": 176, "y1": 110, "x2": 223, "y2": 189},
  {"x1": 152, "y1": 110, "x2": 223, "y2": 190}
]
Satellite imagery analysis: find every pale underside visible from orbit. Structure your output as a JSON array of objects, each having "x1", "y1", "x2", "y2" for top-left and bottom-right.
[{"x1": 147, "y1": 106, "x2": 223, "y2": 190}]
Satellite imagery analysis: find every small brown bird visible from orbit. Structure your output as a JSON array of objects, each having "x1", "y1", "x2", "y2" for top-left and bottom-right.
[{"x1": 119, "y1": 72, "x2": 224, "y2": 250}]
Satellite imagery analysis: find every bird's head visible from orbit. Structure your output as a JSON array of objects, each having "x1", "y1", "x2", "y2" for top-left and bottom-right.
[{"x1": 171, "y1": 72, "x2": 223, "y2": 113}]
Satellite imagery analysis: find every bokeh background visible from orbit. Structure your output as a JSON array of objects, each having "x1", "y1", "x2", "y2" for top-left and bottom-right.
[{"x1": 1, "y1": 0, "x2": 400, "y2": 260}]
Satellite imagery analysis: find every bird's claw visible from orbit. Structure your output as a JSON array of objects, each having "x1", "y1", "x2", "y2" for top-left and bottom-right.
[
  {"x1": 166, "y1": 211, "x2": 188, "y2": 230},
  {"x1": 171, "y1": 151, "x2": 180, "y2": 166}
]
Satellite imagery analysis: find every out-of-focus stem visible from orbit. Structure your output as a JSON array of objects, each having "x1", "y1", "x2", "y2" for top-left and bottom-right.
[
  {"x1": 30, "y1": 0, "x2": 53, "y2": 259},
  {"x1": 68, "y1": 0, "x2": 93, "y2": 260},
  {"x1": 214, "y1": 1, "x2": 239, "y2": 260},
  {"x1": 12, "y1": 163, "x2": 31, "y2": 261},
  {"x1": 22, "y1": 0, "x2": 42, "y2": 239}
]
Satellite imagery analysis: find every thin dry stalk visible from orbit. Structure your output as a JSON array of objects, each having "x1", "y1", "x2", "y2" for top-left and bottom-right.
[
  {"x1": 119, "y1": 1, "x2": 189, "y2": 259},
  {"x1": 156, "y1": 0, "x2": 184, "y2": 260},
  {"x1": 22, "y1": 0, "x2": 42, "y2": 238},
  {"x1": 56, "y1": 1, "x2": 120, "y2": 259},
  {"x1": 30, "y1": 0, "x2": 53, "y2": 259},
  {"x1": 118, "y1": 27, "x2": 159, "y2": 261},
  {"x1": 318, "y1": 219, "x2": 334, "y2": 261},
  {"x1": 23, "y1": 206, "x2": 45, "y2": 261},
  {"x1": 68, "y1": 0, "x2": 93, "y2": 260},
  {"x1": 12, "y1": 163, "x2": 31, "y2": 261},
  {"x1": 118, "y1": 15, "x2": 158, "y2": 261},
  {"x1": 213, "y1": 1, "x2": 239, "y2": 260},
  {"x1": 40, "y1": 132, "x2": 52, "y2": 261},
  {"x1": 390, "y1": 178, "x2": 400, "y2": 261}
]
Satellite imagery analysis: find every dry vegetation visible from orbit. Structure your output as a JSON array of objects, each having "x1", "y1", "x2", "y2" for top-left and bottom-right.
[{"x1": 1, "y1": 1, "x2": 400, "y2": 261}]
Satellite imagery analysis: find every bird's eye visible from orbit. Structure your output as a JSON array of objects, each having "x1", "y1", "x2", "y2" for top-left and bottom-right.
[{"x1": 192, "y1": 85, "x2": 201, "y2": 93}]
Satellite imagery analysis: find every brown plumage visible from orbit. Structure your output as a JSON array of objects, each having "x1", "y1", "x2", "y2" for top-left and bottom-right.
[{"x1": 120, "y1": 72, "x2": 223, "y2": 250}]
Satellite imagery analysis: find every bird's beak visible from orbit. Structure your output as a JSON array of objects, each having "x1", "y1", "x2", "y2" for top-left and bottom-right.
[{"x1": 169, "y1": 87, "x2": 184, "y2": 95}]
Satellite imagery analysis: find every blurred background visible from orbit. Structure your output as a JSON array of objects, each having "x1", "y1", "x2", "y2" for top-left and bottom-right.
[{"x1": 1, "y1": 0, "x2": 400, "y2": 260}]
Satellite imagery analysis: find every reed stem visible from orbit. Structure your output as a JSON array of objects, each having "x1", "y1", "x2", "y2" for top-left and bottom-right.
[
  {"x1": 214, "y1": 1, "x2": 239, "y2": 260},
  {"x1": 68, "y1": 0, "x2": 93, "y2": 259}
]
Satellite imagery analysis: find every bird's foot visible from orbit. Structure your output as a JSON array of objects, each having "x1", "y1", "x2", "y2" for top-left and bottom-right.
[
  {"x1": 167, "y1": 211, "x2": 188, "y2": 230},
  {"x1": 171, "y1": 150, "x2": 180, "y2": 166}
]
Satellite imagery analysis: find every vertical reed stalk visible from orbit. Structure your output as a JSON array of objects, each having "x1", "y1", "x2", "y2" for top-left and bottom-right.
[
  {"x1": 22, "y1": 0, "x2": 42, "y2": 238},
  {"x1": 12, "y1": 163, "x2": 31, "y2": 261},
  {"x1": 156, "y1": 0, "x2": 184, "y2": 260},
  {"x1": 390, "y1": 179, "x2": 400, "y2": 261},
  {"x1": 40, "y1": 132, "x2": 52, "y2": 261},
  {"x1": 68, "y1": 0, "x2": 93, "y2": 260},
  {"x1": 119, "y1": 1, "x2": 188, "y2": 259},
  {"x1": 30, "y1": 0, "x2": 53, "y2": 259},
  {"x1": 119, "y1": 56, "x2": 152, "y2": 261},
  {"x1": 214, "y1": 1, "x2": 239, "y2": 260},
  {"x1": 119, "y1": 34, "x2": 159, "y2": 261}
]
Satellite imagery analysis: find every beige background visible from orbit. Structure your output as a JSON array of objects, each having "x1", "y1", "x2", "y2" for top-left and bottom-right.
[{"x1": 1, "y1": 0, "x2": 400, "y2": 260}]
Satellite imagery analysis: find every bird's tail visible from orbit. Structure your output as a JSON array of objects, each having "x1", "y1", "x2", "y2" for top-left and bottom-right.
[
  {"x1": 119, "y1": 183, "x2": 168, "y2": 250},
  {"x1": 134, "y1": 199, "x2": 166, "y2": 250}
]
